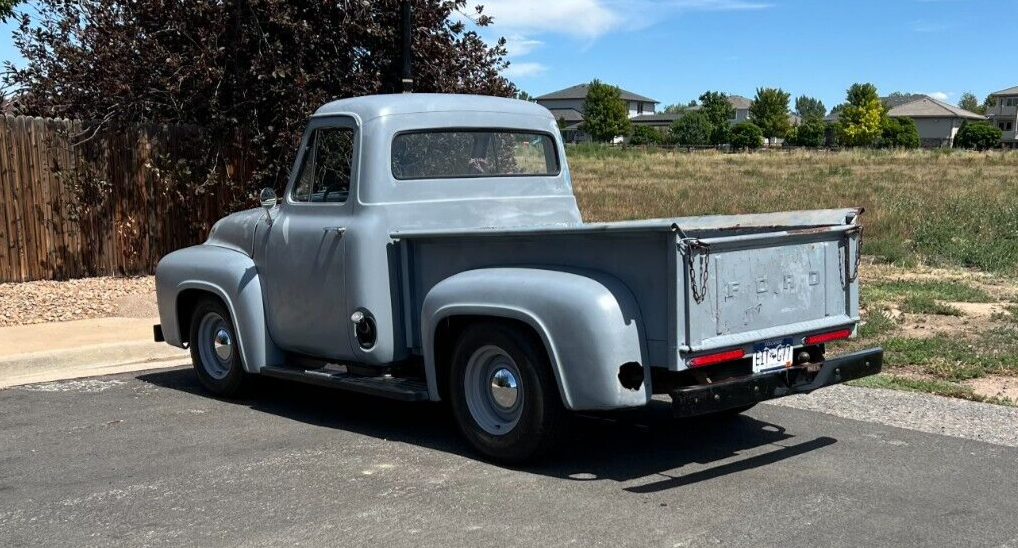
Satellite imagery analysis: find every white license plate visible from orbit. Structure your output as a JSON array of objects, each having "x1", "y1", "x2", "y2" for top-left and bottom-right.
[{"x1": 753, "y1": 338, "x2": 793, "y2": 373}]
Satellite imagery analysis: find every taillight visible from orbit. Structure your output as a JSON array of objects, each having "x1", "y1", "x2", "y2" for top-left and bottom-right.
[
  {"x1": 803, "y1": 329, "x2": 852, "y2": 345},
  {"x1": 688, "y1": 349, "x2": 745, "y2": 367}
]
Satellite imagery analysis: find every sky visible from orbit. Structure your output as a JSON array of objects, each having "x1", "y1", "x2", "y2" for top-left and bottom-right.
[
  {"x1": 2, "y1": 0, "x2": 1016, "y2": 113},
  {"x1": 466, "y1": 0, "x2": 1018, "y2": 110}
]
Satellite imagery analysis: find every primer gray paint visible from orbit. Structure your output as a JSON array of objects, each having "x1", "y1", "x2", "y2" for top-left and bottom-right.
[{"x1": 155, "y1": 94, "x2": 864, "y2": 410}]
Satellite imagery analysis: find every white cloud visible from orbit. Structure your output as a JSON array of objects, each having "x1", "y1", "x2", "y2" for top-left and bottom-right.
[
  {"x1": 923, "y1": 91, "x2": 952, "y2": 102},
  {"x1": 505, "y1": 35, "x2": 544, "y2": 57},
  {"x1": 503, "y1": 62, "x2": 549, "y2": 79},
  {"x1": 477, "y1": 0, "x2": 770, "y2": 41}
]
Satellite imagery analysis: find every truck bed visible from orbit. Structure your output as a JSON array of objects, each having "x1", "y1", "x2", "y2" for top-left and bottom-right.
[{"x1": 392, "y1": 208, "x2": 863, "y2": 370}]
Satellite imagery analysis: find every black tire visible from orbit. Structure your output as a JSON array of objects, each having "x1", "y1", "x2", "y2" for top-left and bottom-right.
[
  {"x1": 189, "y1": 297, "x2": 249, "y2": 397},
  {"x1": 448, "y1": 321, "x2": 567, "y2": 464}
]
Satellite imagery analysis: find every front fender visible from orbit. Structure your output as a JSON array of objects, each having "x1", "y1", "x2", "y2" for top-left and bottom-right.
[
  {"x1": 155, "y1": 244, "x2": 283, "y2": 373},
  {"x1": 421, "y1": 268, "x2": 650, "y2": 410}
]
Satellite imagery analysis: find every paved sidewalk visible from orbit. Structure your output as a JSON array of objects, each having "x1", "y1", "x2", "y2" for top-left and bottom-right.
[{"x1": 0, "y1": 317, "x2": 189, "y2": 388}]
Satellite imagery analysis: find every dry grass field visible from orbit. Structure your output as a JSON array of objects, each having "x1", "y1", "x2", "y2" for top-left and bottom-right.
[
  {"x1": 569, "y1": 146, "x2": 1018, "y2": 275},
  {"x1": 569, "y1": 146, "x2": 1018, "y2": 404}
]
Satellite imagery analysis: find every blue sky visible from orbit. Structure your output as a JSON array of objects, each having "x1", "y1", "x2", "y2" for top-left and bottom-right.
[
  {"x1": 2, "y1": 0, "x2": 1016, "y2": 112},
  {"x1": 470, "y1": 0, "x2": 1018, "y2": 110}
]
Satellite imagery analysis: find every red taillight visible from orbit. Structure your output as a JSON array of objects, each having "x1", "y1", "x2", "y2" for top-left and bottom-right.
[
  {"x1": 803, "y1": 329, "x2": 852, "y2": 345},
  {"x1": 688, "y1": 349, "x2": 745, "y2": 367}
]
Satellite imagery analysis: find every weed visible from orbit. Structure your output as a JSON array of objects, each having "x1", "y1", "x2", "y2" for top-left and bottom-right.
[
  {"x1": 849, "y1": 374, "x2": 1014, "y2": 406},
  {"x1": 899, "y1": 295, "x2": 963, "y2": 316},
  {"x1": 862, "y1": 279, "x2": 993, "y2": 304}
]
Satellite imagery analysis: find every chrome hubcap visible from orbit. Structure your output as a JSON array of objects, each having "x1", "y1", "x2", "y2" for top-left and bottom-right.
[
  {"x1": 490, "y1": 368, "x2": 519, "y2": 409},
  {"x1": 464, "y1": 345, "x2": 524, "y2": 435},
  {"x1": 213, "y1": 329, "x2": 233, "y2": 361},
  {"x1": 197, "y1": 312, "x2": 233, "y2": 380}
]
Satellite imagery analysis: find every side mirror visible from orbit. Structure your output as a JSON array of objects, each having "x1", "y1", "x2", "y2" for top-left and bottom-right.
[
  {"x1": 259, "y1": 188, "x2": 277, "y2": 226},
  {"x1": 260, "y1": 187, "x2": 278, "y2": 210}
]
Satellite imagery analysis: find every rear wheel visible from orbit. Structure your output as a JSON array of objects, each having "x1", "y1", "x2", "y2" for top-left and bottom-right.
[
  {"x1": 189, "y1": 297, "x2": 249, "y2": 397},
  {"x1": 448, "y1": 322, "x2": 566, "y2": 464}
]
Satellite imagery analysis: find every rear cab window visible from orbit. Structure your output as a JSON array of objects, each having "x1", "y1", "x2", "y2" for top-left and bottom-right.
[{"x1": 392, "y1": 130, "x2": 559, "y2": 180}]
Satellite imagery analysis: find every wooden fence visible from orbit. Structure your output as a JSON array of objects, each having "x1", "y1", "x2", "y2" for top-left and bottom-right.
[{"x1": 0, "y1": 115, "x2": 252, "y2": 283}]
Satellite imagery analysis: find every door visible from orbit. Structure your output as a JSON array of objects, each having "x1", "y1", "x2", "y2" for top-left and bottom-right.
[{"x1": 256, "y1": 117, "x2": 358, "y2": 360}]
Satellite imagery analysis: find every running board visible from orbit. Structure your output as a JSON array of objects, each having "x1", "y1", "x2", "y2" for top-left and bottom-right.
[{"x1": 259, "y1": 365, "x2": 430, "y2": 401}]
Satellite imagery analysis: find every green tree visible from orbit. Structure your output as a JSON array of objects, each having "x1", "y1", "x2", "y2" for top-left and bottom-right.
[
  {"x1": 787, "y1": 118, "x2": 827, "y2": 147},
  {"x1": 629, "y1": 125, "x2": 664, "y2": 146},
  {"x1": 877, "y1": 117, "x2": 920, "y2": 148},
  {"x1": 730, "y1": 121, "x2": 763, "y2": 149},
  {"x1": 794, "y1": 95, "x2": 826, "y2": 121},
  {"x1": 581, "y1": 79, "x2": 631, "y2": 142},
  {"x1": 660, "y1": 103, "x2": 692, "y2": 114},
  {"x1": 837, "y1": 83, "x2": 885, "y2": 147},
  {"x1": 698, "y1": 91, "x2": 735, "y2": 126},
  {"x1": 954, "y1": 121, "x2": 1003, "y2": 150},
  {"x1": 958, "y1": 92, "x2": 985, "y2": 115},
  {"x1": 698, "y1": 91, "x2": 736, "y2": 144},
  {"x1": 515, "y1": 90, "x2": 535, "y2": 102},
  {"x1": 670, "y1": 111, "x2": 712, "y2": 146},
  {"x1": 749, "y1": 87, "x2": 791, "y2": 140}
]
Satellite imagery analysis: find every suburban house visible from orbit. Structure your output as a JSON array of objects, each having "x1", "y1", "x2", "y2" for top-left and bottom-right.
[
  {"x1": 535, "y1": 84, "x2": 658, "y2": 142},
  {"x1": 986, "y1": 85, "x2": 1018, "y2": 147},
  {"x1": 825, "y1": 94, "x2": 985, "y2": 147}
]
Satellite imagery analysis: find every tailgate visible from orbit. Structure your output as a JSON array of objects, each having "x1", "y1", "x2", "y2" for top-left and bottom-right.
[{"x1": 678, "y1": 224, "x2": 861, "y2": 355}]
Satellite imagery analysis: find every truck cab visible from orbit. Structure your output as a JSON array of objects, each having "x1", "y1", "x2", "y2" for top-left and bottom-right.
[{"x1": 155, "y1": 94, "x2": 882, "y2": 463}]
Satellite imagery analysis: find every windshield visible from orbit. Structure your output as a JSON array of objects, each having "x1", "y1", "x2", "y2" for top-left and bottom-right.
[{"x1": 392, "y1": 130, "x2": 559, "y2": 180}]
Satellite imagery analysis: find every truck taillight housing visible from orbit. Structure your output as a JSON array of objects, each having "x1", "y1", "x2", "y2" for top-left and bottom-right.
[
  {"x1": 803, "y1": 329, "x2": 852, "y2": 346},
  {"x1": 689, "y1": 349, "x2": 745, "y2": 367}
]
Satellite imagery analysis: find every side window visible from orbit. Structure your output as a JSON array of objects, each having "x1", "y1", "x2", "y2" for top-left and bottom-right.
[{"x1": 290, "y1": 126, "x2": 355, "y2": 203}]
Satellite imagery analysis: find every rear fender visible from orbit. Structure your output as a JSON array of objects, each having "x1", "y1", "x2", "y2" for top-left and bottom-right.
[
  {"x1": 155, "y1": 245, "x2": 283, "y2": 373},
  {"x1": 421, "y1": 268, "x2": 650, "y2": 410}
]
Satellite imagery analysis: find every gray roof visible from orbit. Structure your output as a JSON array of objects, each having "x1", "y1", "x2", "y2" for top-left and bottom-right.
[
  {"x1": 882, "y1": 94, "x2": 925, "y2": 109},
  {"x1": 990, "y1": 85, "x2": 1018, "y2": 96},
  {"x1": 535, "y1": 84, "x2": 658, "y2": 104},
  {"x1": 314, "y1": 93, "x2": 553, "y2": 121},
  {"x1": 887, "y1": 95, "x2": 985, "y2": 120},
  {"x1": 631, "y1": 112, "x2": 685, "y2": 124},
  {"x1": 547, "y1": 108, "x2": 584, "y2": 123}
]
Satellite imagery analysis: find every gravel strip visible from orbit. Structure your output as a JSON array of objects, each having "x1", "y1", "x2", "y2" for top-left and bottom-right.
[
  {"x1": 0, "y1": 276, "x2": 155, "y2": 327},
  {"x1": 766, "y1": 384, "x2": 1018, "y2": 448}
]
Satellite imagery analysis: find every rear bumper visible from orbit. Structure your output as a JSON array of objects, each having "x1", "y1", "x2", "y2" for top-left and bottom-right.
[{"x1": 670, "y1": 347, "x2": 882, "y2": 417}]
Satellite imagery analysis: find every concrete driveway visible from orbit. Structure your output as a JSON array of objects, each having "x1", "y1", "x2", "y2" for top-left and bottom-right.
[{"x1": 2, "y1": 367, "x2": 1017, "y2": 548}]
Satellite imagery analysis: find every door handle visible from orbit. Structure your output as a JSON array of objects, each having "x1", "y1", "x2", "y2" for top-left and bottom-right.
[{"x1": 323, "y1": 227, "x2": 346, "y2": 236}]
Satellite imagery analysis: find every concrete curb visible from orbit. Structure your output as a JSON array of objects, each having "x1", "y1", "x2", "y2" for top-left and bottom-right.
[{"x1": 0, "y1": 341, "x2": 190, "y2": 389}]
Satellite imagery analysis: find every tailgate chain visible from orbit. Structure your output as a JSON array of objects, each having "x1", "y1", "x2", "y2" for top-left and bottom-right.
[
  {"x1": 685, "y1": 239, "x2": 711, "y2": 304},
  {"x1": 840, "y1": 225, "x2": 864, "y2": 286}
]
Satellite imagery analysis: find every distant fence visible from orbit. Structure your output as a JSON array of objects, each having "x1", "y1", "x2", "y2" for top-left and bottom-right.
[{"x1": 0, "y1": 115, "x2": 250, "y2": 283}]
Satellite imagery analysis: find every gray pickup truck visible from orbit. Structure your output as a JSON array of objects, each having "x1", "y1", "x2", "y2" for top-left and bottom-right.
[{"x1": 154, "y1": 93, "x2": 882, "y2": 462}]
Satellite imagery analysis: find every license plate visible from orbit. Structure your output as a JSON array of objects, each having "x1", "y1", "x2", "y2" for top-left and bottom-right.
[{"x1": 753, "y1": 338, "x2": 793, "y2": 373}]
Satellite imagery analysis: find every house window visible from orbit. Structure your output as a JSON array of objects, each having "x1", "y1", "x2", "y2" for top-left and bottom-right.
[
  {"x1": 1007, "y1": 122, "x2": 1014, "y2": 131},
  {"x1": 637, "y1": 102, "x2": 644, "y2": 115}
]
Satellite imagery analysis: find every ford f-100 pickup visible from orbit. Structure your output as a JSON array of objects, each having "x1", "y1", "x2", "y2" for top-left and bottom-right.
[{"x1": 154, "y1": 93, "x2": 882, "y2": 462}]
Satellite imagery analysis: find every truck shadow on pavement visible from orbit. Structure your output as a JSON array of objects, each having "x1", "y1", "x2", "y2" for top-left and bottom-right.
[{"x1": 138, "y1": 367, "x2": 837, "y2": 493}]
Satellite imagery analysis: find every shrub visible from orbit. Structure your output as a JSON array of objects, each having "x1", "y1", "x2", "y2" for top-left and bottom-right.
[
  {"x1": 878, "y1": 117, "x2": 921, "y2": 149},
  {"x1": 954, "y1": 121, "x2": 1003, "y2": 150},
  {"x1": 788, "y1": 118, "x2": 826, "y2": 147},
  {"x1": 629, "y1": 125, "x2": 664, "y2": 146},
  {"x1": 669, "y1": 111, "x2": 712, "y2": 146},
  {"x1": 729, "y1": 121, "x2": 763, "y2": 149}
]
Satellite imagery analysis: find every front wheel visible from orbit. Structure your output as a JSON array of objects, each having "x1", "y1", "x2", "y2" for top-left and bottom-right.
[
  {"x1": 189, "y1": 298, "x2": 249, "y2": 397},
  {"x1": 448, "y1": 322, "x2": 567, "y2": 464}
]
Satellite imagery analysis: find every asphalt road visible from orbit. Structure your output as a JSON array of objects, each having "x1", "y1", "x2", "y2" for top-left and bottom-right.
[{"x1": 2, "y1": 367, "x2": 1017, "y2": 548}]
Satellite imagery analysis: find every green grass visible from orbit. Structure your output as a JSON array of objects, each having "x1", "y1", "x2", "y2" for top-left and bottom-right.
[
  {"x1": 882, "y1": 333, "x2": 1018, "y2": 380},
  {"x1": 899, "y1": 295, "x2": 963, "y2": 316},
  {"x1": 858, "y1": 307, "x2": 898, "y2": 338},
  {"x1": 569, "y1": 147, "x2": 1018, "y2": 275},
  {"x1": 862, "y1": 279, "x2": 994, "y2": 304},
  {"x1": 849, "y1": 374, "x2": 1014, "y2": 406}
]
